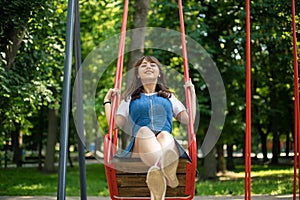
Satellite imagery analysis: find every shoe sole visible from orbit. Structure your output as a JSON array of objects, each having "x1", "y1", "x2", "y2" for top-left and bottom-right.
[
  {"x1": 161, "y1": 149, "x2": 179, "y2": 188},
  {"x1": 146, "y1": 166, "x2": 166, "y2": 200}
]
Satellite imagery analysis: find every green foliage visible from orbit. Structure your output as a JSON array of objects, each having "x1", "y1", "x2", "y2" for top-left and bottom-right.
[
  {"x1": 0, "y1": 0, "x2": 65, "y2": 150},
  {"x1": 79, "y1": 0, "x2": 125, "y2": 58}
]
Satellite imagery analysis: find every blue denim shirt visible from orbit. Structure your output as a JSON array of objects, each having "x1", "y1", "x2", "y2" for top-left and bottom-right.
[
  {"x1": 129, "y1": 93, "x2": 173, "y2": 136},
  {"x1": 115, "y1": 93, "x2": 191, "y2": 161}
]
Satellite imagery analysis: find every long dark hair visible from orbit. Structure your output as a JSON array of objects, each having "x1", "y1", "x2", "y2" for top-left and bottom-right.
[{"x1": 123, "y1": 56, "x2": 172, "y2": 101}]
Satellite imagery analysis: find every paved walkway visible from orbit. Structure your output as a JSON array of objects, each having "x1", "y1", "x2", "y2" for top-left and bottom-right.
[{"x1": 0, "y1": 195, "x2": 296, "y2": 200}]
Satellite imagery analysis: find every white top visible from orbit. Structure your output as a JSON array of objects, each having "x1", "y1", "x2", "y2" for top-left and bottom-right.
[{"x1": 116, "y1": 93, "x2": 186, "y2": 119}]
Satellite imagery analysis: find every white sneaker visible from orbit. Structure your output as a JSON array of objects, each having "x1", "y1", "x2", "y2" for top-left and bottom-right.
[
  {"x1": 161, "y1": 149, "x2": 179, "y2": 188},
  {"x1": 146, "y1": 166, "x2": 166, "y2": 200}
]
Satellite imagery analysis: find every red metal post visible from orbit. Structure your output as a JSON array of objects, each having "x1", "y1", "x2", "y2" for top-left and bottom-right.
[
  {"x1": 291, "y1": 0, "x2": 299, "y2": 199},
  {"x1": 245, "y1": 0, "x2": 252, "y2": 199}
]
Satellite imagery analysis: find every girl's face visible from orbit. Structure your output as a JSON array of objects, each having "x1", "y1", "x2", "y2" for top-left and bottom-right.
[{"x1": 137, "y1": 59, "x2": 160, "y2": 84}]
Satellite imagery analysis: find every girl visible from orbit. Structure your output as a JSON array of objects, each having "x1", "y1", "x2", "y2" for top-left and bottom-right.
[{"x1": 104, "y1": 56, "x2": 196, "y2": 200}]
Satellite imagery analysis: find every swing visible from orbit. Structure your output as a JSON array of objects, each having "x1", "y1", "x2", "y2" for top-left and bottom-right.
[{"x1": 103, "y1": 0, "x2": 197, "y2": 199}]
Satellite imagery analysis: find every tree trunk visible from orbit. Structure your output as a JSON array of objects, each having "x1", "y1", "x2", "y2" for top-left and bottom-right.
[
  {"x1": 37, "y1": 108, "x2": 45, "y2": 169},
  {"x1": 216, "y1": 143, "x2": 226, "y2": 173},
  {"x1": 268, "y1": 45, "x2": 280, "y2": 165},
  {"x1": 285, "y1": 132, "x2": 290, "y2": 158},
  {"x1": 12, "y1": 126, "x2": 23, "y2": 167},
  {"x1": 38, "y1": 133, "x2": 43, "y2": 169},
  {"x1": 271, "y1": 131, "x2": 280, "y2": 164},
  {"x1": 260, "y1": 130, "x2": 269, "y2": 162},
  {"x1": 270, "y1": 84, "x2": 280, "y2": 164},
  {"x1": 68, "y1": 144, "x2": 73, "y2": 168},
  {"x1": 121, "y1": 0, "x2": 150, "y2": 149},
  {"x1": 127, "y1": 0, "x2": 150, "y2": 67},
  {"x1": 202, "y1": 147, "x2": 217, "y2": 180},
  {"x1": 3, "y1": 25, "x2": 26, "y2": 71},
  {"x1": 4, "y1": 132, "x2": 9, "y2": 168},
  {"x1": 270, "y1": 96, "x2": 280, "y2": 164},
  {"x1": 44, "y1": 107, "x2": 58, "y2": 172},
  {"x1": 226, "y1": 144, "x2": 235, "y2": 170}
]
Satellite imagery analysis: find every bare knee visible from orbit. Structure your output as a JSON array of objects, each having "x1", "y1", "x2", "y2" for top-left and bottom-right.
[
  {"x1": 134, "y1": 127, "x2": 162, "y2": 166},
  {"x1": 157, "y1": 131, "x2": 173, "y2": 140},
  {"x1": 157, "y1": 131, "x2": 177, "y2": 152},
  {"x1": 136, "y1": 126, "x2": 155, "y2": 139}
]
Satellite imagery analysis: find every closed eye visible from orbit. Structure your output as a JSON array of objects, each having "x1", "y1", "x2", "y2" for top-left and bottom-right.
[{"x1": 140, "y1": 63, "x2": 157, "y2": 68}]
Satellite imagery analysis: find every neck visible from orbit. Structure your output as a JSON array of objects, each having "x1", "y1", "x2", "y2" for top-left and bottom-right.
[{"x1": 143, "y1": 83, "x2": 156, "y2": 94}]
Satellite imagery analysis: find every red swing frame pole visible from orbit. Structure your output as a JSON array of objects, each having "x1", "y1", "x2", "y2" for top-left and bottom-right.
[
  {"x1": 291, "y1": 0, "x2": 300, "y2": 199},
  {"x1": 178, "y1": 0, "x2": 197, "y2": 196},
  {"x1": 245, "y1": 0, "x2": 252, "y2": 199}
]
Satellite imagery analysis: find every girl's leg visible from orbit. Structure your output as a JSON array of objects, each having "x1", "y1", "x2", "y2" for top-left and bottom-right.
[
  {"x1": 134, "y1": 127, "x2": 166, "y2": 200},
  {"x1": 133, "y1": 126, "x2": 163, "y2": 166},
  {"x1": 157, "y1": 131, "x2": 179, "y2": 188},
  {"x1": 156, "y1": 131, "x2": 178, "y2": 154}
]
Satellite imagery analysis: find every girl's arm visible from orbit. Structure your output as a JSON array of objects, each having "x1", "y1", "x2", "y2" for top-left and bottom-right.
[
  {"x1": 176, "y1": 79, "x2": 196, "y2": 124},
  {"x1": 104, "y1": 88, "x2": 126, "y2": 128}
]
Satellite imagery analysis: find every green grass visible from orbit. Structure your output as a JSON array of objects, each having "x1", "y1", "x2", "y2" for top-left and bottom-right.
[
  {"x1": 0, "y1": 163, "x2": 294, "y2": 196},
  {"x1": 196, "y1": 165, "x2": 294, "y2": 196},
  {"x1": 0, "y1": 164, "x2": 109, "y2": 196}
]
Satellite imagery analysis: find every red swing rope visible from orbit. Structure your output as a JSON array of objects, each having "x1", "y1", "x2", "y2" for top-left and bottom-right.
[
  {"x1": 178, "y1": 0, "x2": 195, "y2": 151},
  {"x1": 105, "y1": 1, "x2": 196, "y2": 199},
  {"x1": 109, "y1": 0, "x2": 195, "y2": 158},
  {"x1": 291, "y1": 0, "x2": 300, "y2": 199},
  {"x1": 178, "y1": 0, "x2": 197, "y2": 195},
  {"x1": 245, "y1": 0, "x2": 252, "y2": 199},
  {"x1": 107, "y1": 0, "x2": 129, "y2": 159}
]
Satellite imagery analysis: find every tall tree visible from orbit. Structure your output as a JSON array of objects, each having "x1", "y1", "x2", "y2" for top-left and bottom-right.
[
  {"x1": 250, "y1": 0, "x2": 297, "y2": 164},
  {"x1": 122, "y1": 0, "x2": 150, "y2": 149},
  {"x1": 0, "y1": 0, "x2": 64, "y2": 168},
  {"x1": 0, "y1": 0, "x2": 49, "y2": 167}
]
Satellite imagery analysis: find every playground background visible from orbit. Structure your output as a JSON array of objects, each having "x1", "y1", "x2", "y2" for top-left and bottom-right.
[{"x1": 1, "y1": 0, "x2": 300, "y2": 198}]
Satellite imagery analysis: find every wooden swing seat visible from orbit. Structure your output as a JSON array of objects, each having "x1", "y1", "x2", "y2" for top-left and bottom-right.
[{"x1": 106, "y1": 156, "x2": 193, "y2": 198}]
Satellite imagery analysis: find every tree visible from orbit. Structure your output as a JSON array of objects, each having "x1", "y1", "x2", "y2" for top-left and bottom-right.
[
  {"x1": 1, "y1": 0, "x2": 48, "y2": 167},
  {"x1": 0, "y1": 0, "x2": 64, "y2": 168},
  {"x1": 120, "y1": 0, "x2": 150, "y2": 149},
  {"x1": 1, "y1": 0, "x2": 299, "y2": 172},
  {"x1": 249, "y1": 0, "x2": 297, "y2": 164}
]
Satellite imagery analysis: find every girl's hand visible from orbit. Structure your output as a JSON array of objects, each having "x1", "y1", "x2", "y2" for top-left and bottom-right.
[
  {"x1": 184, "y1": 79, "x2": 195, "y2": 92},
  {"x1": 104, "y1": 88, "x2": 120, "y2": 102}
]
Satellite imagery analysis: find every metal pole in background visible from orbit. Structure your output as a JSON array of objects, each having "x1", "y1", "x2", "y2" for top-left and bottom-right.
[
  {"x1": 291, "y1": 0, "x2": 299, "y2": 199},
  {"x1": 74, "y1": 0, "x2": 87, "y2": 199},
  {"x1": 245, "y1": 0, "x2": 252, "y2": 199},
  {"x1": 57, "y1": 0, "x2": 75, "y2": 199}
]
